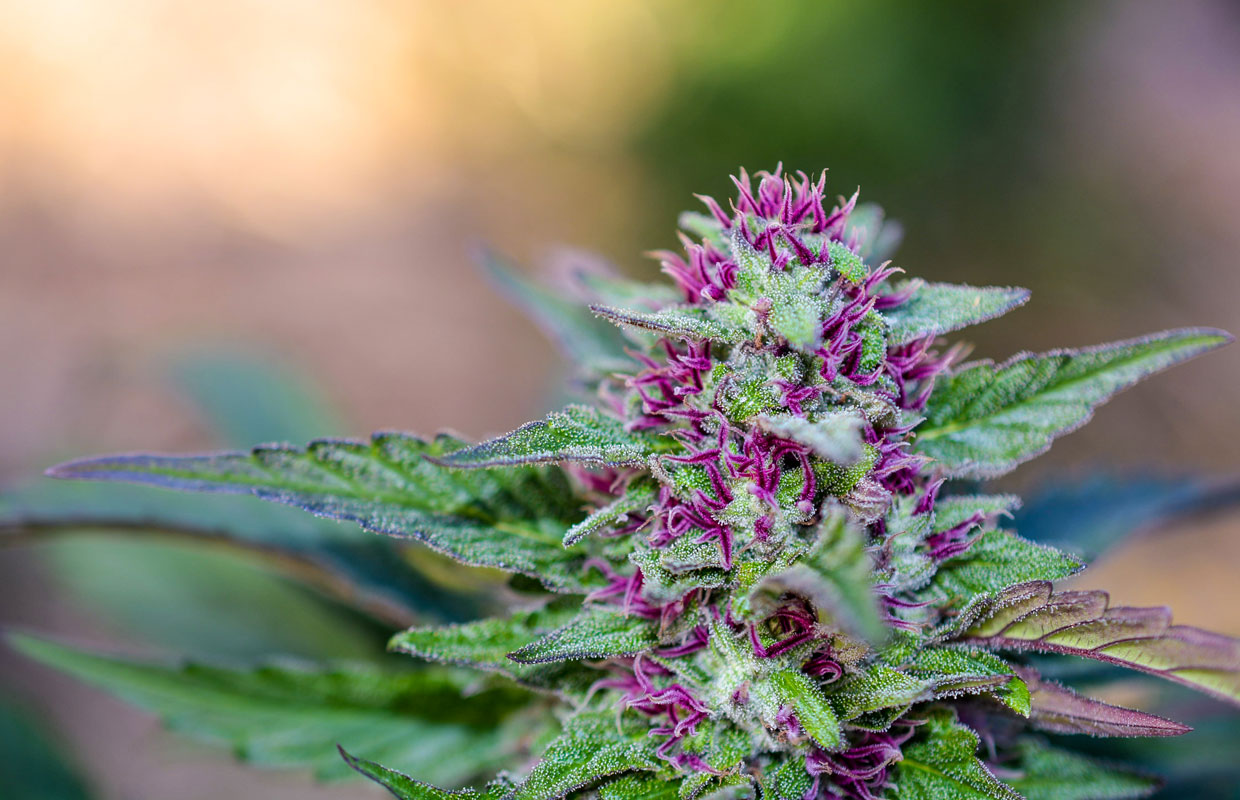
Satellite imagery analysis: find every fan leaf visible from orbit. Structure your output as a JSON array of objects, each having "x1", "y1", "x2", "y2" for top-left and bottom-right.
[
  {"x1": 916, "y1": 329, "x2": 1232, "y2": 478},
  {"x1": 47, "y1": 434, "x2": 590, "y2": 592}
]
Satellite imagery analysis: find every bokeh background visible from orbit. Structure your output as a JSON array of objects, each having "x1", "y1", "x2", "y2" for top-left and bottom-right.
[{"x1": 1, "y1": 0, "x2": 1238, "y2": 797}]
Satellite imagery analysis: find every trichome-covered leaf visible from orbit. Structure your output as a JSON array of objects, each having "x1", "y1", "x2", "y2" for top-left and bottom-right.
[
  {"x1": 389, "y1": 599, "x2": 597, "y2": 695},
  {"x1": 436, "y1": 406, "x2": 654, "y2": 469},
  {"x1": 507, "y1": 711, "x2": 661, "y2": 800},
  {"x1": 340, "y1": 747, "x2": 511, "y2": 800},
  {"x1": 771, "y1": 668, "x2": 842, "y2": 750},
  {"x1": 926, "y1": 530, "x2": 1082, "y2": 604},
  {"x1": 47, "y1": 434, "x2": 590, "y2": 592},
  {"x1": 590, "y1": 304, "x2": 746, "y2": 343},
  {"x1": 890, "y1": 707, "x2": 1020, "y2": 800},
  {"x1": 508, "y1": 605, "x2": 661, "y2": 664},
  {"x1": 1015, "y1": 666, "x2": 1190, "y2": 738},
  {"x1": 883, "y1": 282, "x2": 1030, "y2": 346},
  {"x1": 916, "y1": 329, "x2": 1232, "y2": 478}
]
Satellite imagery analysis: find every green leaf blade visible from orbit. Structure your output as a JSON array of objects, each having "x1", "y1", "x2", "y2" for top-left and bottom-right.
[
  {"x1": 883, "y1": 282, "x2": 1030, "y2": 346},
  {"x1": 46, "y1": 434, "x2": 591, "y2": 592},
  {"x1": 916, "y1": 329, "x2": 1232, "y2": 478},
  {"x1": 508, "y1": 712, "x2": 661, "y2": 800},
  {"x1": 891, "y1": 707, "x2": 1020, "y2": 800},
  {"x1": 508, "y1": 606, "x2": 661, "y2": 664},
  {"x1": 436, "y1": 406, "x2": 653, "y2": 469},
  {"x1": 389, "y1": 599, "x2": 597, "y2": 694}
]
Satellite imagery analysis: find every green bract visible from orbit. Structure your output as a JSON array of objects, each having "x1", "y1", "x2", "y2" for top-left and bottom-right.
[{"x1": 8, "y1": 167, "x2": 1238, "y2": 800}]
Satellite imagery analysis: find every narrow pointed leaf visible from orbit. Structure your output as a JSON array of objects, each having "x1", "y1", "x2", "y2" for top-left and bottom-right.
[
  {"x1": 1005, "y1": 739, "x2": 1160, "y2": 800},
  {"x1": 915, "y1": 329, "x2": 1232, "y2": 478},
  {"x1": 340, "y1": 747, "x2": 510, "y2": 800},
  {"x1": 11, "y1": 634, "x2": 534, "y2": 784},
  {"x1": 1014, "y1": 667, "x2": 1190, "y2": 737},
  {"x1": 926, "y1": 530, "x2": 1083, "y2": 603},
  {"x1": 47, "y1": 434, "x2": 590, "y2": 592},
  {"x1": 436, "y1": 406, "x2": 653, "y2": 469},
  {"x1": 883, "y1": 282, "x2": 1030, "y2": 346},
  {"x1": 590, "y1": 304, "x2": 746, "y2": 343},
  {"x1": 477, "y1": 247, "x2": 632, "y2": 374},
  {"x1": 508, "y1": 605, "x2": 661, "y2": 664},
  {"x1": 507, "y1": 711, "x2": 661, "y2": 800},
  {"x1": 389, "y1": 599, "x2": 597, "y2": 694},
  {"x1": 955, "y1": 581, "x2": 1240, "y2": 706},
  {"x1": 908, "y1": 648, "x2": 1030, "y2": 716},
  {"x1": 932, "y1": 494, "x2": 1021, "y2": 534},
  {"x1": 828, "y1": 666, "x2": 929, "y2": 722},
  {"x1": 563, "y1": 481, "x2": 657, "y2": 547},
  {"x1": 890, "y1": 707, "x2": 1021, "y2": 800},
  {"x1": 771, "y1": 668, "x2": 842, "y2": 750}
]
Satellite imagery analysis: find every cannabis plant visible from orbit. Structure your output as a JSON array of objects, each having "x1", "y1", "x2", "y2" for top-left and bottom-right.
[{"x1": 14, "y1": 168, "x2": 1240, "y2": 800}]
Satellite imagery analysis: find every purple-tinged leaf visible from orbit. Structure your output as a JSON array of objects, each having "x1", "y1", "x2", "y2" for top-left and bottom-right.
[
  {"x1": 954, "y1": 581, "x2": 1240, "y2": 706},
  {"x1": 1013, "y1": 666, "x2": 1191, "y2": 738}
]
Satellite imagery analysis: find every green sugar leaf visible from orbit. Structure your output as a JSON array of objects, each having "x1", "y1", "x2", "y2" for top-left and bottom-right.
[
  {"x1": 828, "y1": 665, "x2": 929, "y2": 722},
  {"x1": 932, "y1": 494, "x2": 1021, "y2": 534},
  {"x1": 590, "y1": 304, "x2": 747, "y2": 343},
  {"x1": 563, "y1": 480, "x2": 657, "y2": 547},
  {"x1": 955, "y1": 582, "x2": 1240, "y2": 706},
  {"x1": 389, "y1": 598, "x2": 597, "y2": 695},
  {"x1": 437, "y1": 406, "x2": 654, "y2": 468},
  {"x1": 1005, "y1": 739, "x2": 1160, "y2": 800},
  {"x1": 765, "y1": 755, "x2": 815, "y2": 800},
  {"x1": 890, "y1": 707, "x2": 1021, "y2": 800},
  {"x1": 908, "y1": 648, "x2": 1029, "y2": 716},
  {"x1": 916, "y1": 329, "x2": 1232, "y2": 478},
  {"x1": 47, "y1": 433, "x2": 589, "y2": 592},
  {"x1": 11, "y1": 634, "x2": 534, "y2": 785},
  {"x1": 927, "y1": 530, "x2": 1083, "y2": 605},
  {"x1": 597, "y1": 774, "x2": 682, "y2": 800},
  {"x1": 771, "y1": 668, "x2": 842, "y2": 750},
  {"x1": 883, "y1": 282, "x2": 1030, "y2": 347},
  {"x1": 341, "y1": 747, "x2": 511, "y2": 800},
  {"x1": 508, "y1": 711, "x2": 661, "y2": 800},
  {"x1": 508, "y1": 605, "x2": 661, "y2": 664}
]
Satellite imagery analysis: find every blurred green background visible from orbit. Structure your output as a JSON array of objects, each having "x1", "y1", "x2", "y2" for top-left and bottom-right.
[{"x1": 1, "y1": 1, "x2": 1238, "y2": 797}]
